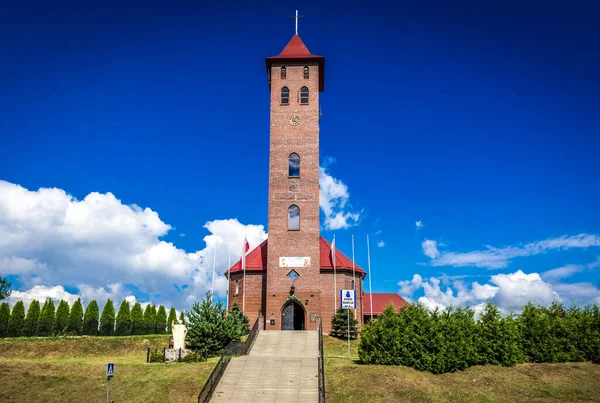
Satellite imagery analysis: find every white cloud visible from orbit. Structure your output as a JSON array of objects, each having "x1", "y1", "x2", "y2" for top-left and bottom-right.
[
  {"x1": 490, "y1": 270, "x2": 557, "y2": 310},
  {"x1": 398, "y1": 274, "x2": 423, "y2": 297},
  {"x1": 377, "y1": 241, "x2": 385, "y2": 248},
  {"x1": 6, "y1": 285, "x2": 79, "y2": 309},
  {"x1": 424, "y1": 234, "x2": 600, "y2": 269},
  {"x1": 0, "y1": 180, "x2": 267, "y2": 310},
  {"x1": 541, "y1": 258, "x2": 600, "y2": 282},
  {"x1": 422, "y1": 239, "x2": 440, "y2": 259},
  {"x1": 416, "y1": 221, "x2": 423, "y2": 229},
  {"x1": 320, "y1": 162, "x2": 360, "y2": 230}
]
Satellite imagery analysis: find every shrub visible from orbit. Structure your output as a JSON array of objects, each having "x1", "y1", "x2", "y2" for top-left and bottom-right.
[
  {"x1": 0, "y1": 302, "x2": 10, "y2": 337},
  {"x1": 224, "y1": 302, "x2": 250, "y2": 340},
  {"x1": 67, "y1": 298, "x2": 84, "y2": 335},
  {"x1": 99, "y1": 299, "x2": 115, "y2": 336},
  {"x1": 156, "y1": 305, "x2": 167, "y2": 334},
  {"x1": 330, "y1": 308, "x2": 358, "y2": 339},
  {"x1": 23, "y1": 300, "x2": 41, "y2": 337},
  {"x1": 131, "y1": 302, "x2": 144, "y2": 335},
  {"x1": 83, "y1": 300, "x2": 99, "y2": 335},
  {"x1": 115, "y1": 300, "x2": 131, "y2": 336},
  {"x1": 54, "y1": 300, "x2": 70, "y2": 335},
  {"x1": 143, "y1": 304, "x2": 157, "y2": 334},
  {"x1": 148, "y1": 349, "x2": 164, "y2": 363},
  {"x1": 179, "y1": 311, "x2": 185, "y2": 325},
  {"x1": 7, "y1": 301, "x2": 25, "y2": 337},
  {"x1": 167, "y1": 307, "x2": 177, "y2": 328},
  {"x1": 36, "y1": 299, "x2": 56, "y2": 337},
  {"x1": 475, "y1": 302, "x2": 522, "y2": 366}
]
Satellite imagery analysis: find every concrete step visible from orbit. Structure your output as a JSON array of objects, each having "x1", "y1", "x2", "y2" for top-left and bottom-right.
[{"x1": 249, "y1": 330, "x2": 319, "y2": 358}]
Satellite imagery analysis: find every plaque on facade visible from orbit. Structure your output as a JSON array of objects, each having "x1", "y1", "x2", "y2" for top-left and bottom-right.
[
  {"x1": 310, "y1": 313, "x2": 316, "y2": 323},
  {"x1": 279, "y1": 256, "x2": 311, "y2": 267}
]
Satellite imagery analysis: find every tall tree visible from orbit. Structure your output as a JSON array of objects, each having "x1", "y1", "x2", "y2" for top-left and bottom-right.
[
  {"x1": 156, "y1": 305, "x2": 167, "y2": 334},
  {"x1": 330, "y1": 308, "x2": 359, "y2": 339},
  {"x1": 143, "y1": 304, "x2": 156, "y2": 334},
  {"x1": 82, "y1": 300, "x2": 99, "y2": 335},
  {"x1": 67, "y1": 298, "x2": 84, "y2": 335},
  {"x1": 0, "y1": 302, "x2": 10, "y2": 337},
  {"x1": 0, "y1": 276, "x2": 11, "y2": 300},
  {"x1": 179, "y1": 311, "x2": 185, "y2": 325},
  {"x1": 167, "y1": 307, "x2": 177, "y2": 328},
  {"x1": 7, "y1": 301, "x2": 25, "y2": 337},
  {"x1": 99, "y1": 299, "x2": 115, "y2": 336},
  {"x1": 54, "y1": 300, "x2": 70, "y2": 335},
  {"x1": 23, "y1": 300, "x2": 41, "y2": 337},
  {"x1": 131, "y1": 302, "x2": 144, "y2": 335},
  {"x1": 36, "y1": 299, "x2": 56, "y2": 337},
  {"x1": 115, "y1": 300, "x2": 131, "y2": 336}
]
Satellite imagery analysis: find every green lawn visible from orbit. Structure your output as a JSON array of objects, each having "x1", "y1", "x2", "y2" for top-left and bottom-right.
[
  {"x1": 323, "y1": 336, "x2": 600, "y2": 403},
  {"x1": 0, "y1": 335, "x2": 216, "y2": 403}
]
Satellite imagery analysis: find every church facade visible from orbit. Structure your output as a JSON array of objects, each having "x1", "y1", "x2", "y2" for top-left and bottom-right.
[{"x1": 226, "y1": 34, "x2": 365, "y2": 334}]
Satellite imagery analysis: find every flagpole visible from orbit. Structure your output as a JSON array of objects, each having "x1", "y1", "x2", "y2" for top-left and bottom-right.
[
  {"x1": 367, "y1": 235, "x2": 373, "y2": 321},
  {"x1": 211, "y1": 243, "x2": 217, "y2": 295},
  {"x1": 242, "y1": 239, "x2": 246, "y2": 313},
  {"x1": 352, "y1": 234, "x2": 356, "y2": 320},
  {"x1": 333, "y1": 235, "x2": 337, "y2": 313},
  {"x1": 226, "y1": 252, "x2": 231, "y2": 312}
]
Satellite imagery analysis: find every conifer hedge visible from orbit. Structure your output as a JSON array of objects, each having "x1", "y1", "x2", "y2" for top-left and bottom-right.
[
  {"x1": 67, "y1": 298, "x2": 84, "y2": 335},
  {"x1": 36, "y1": 299, "x2": 56, "y2": 337},
  {"x1": 156, "y1": 305, "x2": 167, "y2": 334},
  {"x1": 23, "y1": 300, "x2": 40, "y2": 337},
  {"x1": 0, "y1": 302, "x2": 10, "y2": 337},
  {"x1": 83, "y1": 300, "x2": 99, "y2": 335},
  {"x1": 7, "y1": 301, "x2": 25, "y2": 337},
  {"x1": 99, "y1": 299, "x2": 115, "y2": 336},
  {"x1": 54, "y1": 300, "x2": 70, "y2": 335},
  {"x1": 115, "y1": 300, "x2": 131, "y2": 336}
]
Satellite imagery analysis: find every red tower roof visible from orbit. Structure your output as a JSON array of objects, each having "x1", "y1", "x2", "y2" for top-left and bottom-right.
[
  {"x1": 319, "y1": 237, "x2": 366, "y2": 275},
  {"x1": 266, "y1": 34, "x2": 325, "y2": 92},
  {"x1": 363, "y1": 293, "x2": 409, "y2": 316}
]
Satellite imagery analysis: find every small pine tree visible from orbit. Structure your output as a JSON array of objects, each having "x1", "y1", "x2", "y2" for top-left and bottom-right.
[
  {"x1": 83, "y1": 300, "x2": 99, "y2": 335},
  {"x1": 156, "y1": 305, "x2": 167, "y2": 334},
  {"x1": 130, "y1": 302, "x2": 144, "y2": 335},
  {"x1": 23, "y1": 300, "x2": 41, "y2": 337},
  {"x1": 187, "y1": 292, "x2": 233, "y2": 356},
  {"x1": 67, "y1": 298, "x2": 84, "y2": 335},
  {"x1": 0, "y1": 302, "x2": 10, "y2": 338},
  {"x1": 179, "y1": 311, "x2": 185, "y2": 325},
  {"x1": 54, "y1": 300, "x2": 70, "y2": 335},
  {"x1": 143, "y1": 304, "x2": 157, "y2": 334},
  {"x1": 99, "y1": 299, "x2": 115, "y2": 336},
  {"x1": 330, "y1": 308, "x2": 359, "y2": 339},
  {"x1": 7, "y1": 301, "x2": 25, "y2": 337},
  {"x1": 115, "y1": 300, "x2": 131, "y2": 336},
  {"x1": 224, "y1": 302, "x2": 250, "y2": 340},
  {"x1": 36, "y1": 299, "x2": 56, "y2": 337},
  {"x1": 167, "y1": 307, "x2": 177, "y2": 328}
]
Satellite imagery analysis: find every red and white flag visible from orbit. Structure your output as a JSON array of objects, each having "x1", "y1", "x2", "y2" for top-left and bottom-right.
[
  {"x1": 241, "y1": 237, "x2": 250, "y2": 271},
  {"x1": 331, "y1": 235, "x2": 336, "y2": 269}
]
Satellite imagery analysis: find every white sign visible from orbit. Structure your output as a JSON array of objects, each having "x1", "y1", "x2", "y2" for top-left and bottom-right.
[
  {"x1": 340, "y1": 290, "x2": 356, "y2": 309},
  {"x1": 279, "y1": 256, "x2": 311, "y2": 268},
  {"x1": 106, "y1": 363, "x2": 114, "y2": 379}
]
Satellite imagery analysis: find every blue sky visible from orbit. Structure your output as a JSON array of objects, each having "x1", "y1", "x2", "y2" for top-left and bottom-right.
[{"x1": 1, "y1": 1, "x2": 599, "y2": 311}]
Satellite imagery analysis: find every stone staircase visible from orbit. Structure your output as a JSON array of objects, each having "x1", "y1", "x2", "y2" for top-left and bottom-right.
[{"x1": 210, "y1": 331, "x2": 319, "y2": 403}]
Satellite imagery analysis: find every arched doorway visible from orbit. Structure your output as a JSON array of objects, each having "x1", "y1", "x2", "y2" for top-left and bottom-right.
[{"x1": 281, "y1": 300, "x2": 305, "y2": 330}]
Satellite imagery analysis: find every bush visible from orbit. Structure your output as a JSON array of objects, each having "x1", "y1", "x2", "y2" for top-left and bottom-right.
[
  {"x1": 0, "y1": 302, "x2": 10, "y2": 337},
  {"x1": 475, "y1": 302, "x2": 521, "y2": 366},
  {"x1": 99, "y1": 299, "x2": 115, "y2": 336},
  {"x1": 131, "y1": 302, "x2": 144, "y2": 335},
  {"x1": 330, "y1": 308, "x2": 358, "y2": 339},
  {"x1": 67, "y1": 298, "x2": 83, "y2": 335},
  {"x1": 143, "y1": 304, "x2": 157, "y2": 334},
  {"x1": 23, "y1": 300, "x2": 41, "y2": 337},
  {"x1": 115, "y1": 300, "x2": 131, "y2": 336},
  {"x1": 83, "y1": 300, "x2": 99, "y2": 335},
  {"x1": 54, "y1": 300, "x2": 70, "y2": 335},
  {"x1": 225, "y1": 303, "x2": 250, "y2": 338},
  {"x1": 156, "y1": 305, "x2": 167, "y2": 334},
  {"x1": 36, "y1": 299, "x2": 56, "y2": 337},
  {"x1": 7, "y1": 301, "x2": 25, "y2": 337},
  {"x1": 148, "y1": 349, "x2": 164, "y2": 363},
  {"x1": 167, "y1": 307, "x2": 177, "y2": 328}
]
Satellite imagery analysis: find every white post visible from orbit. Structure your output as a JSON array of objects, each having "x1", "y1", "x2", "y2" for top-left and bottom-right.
[
  {"x1": 367, "y1": 235, "x2": 373, "y2": 321},
  {"x1": 106, "y1": 378, "x2": 110, "y2": 403},
  {"x1": 352, "y1": 234, "x2": 356, "y2": 320},
  {"x1": 347, "y1": 308, "x2": 351, "y2": 358},
  {"x1": 226, "y1": 253, "x2": 231, "y2": 312},
  {"x1": 333, "y1": 235, "x2": 336, "y2": 313},
  {"x1": 242, "y1": 241, "x2": 246, "y2": 313},
  {"x1": 295, "y1": 10, "x2": 299, "y2": 35},
  {"x1": 211, "y1": 243, "x2": 217, "y2": 295}
]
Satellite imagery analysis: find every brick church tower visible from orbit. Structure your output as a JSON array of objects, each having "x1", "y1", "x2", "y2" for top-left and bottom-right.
[{"x1": 226, "y1": 32, "x2": 366, "y2": 334}]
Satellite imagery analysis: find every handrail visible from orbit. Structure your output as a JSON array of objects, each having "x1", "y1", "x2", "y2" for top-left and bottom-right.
[
  {"x1": 243, "y1": 317, "x2": 260, "y2": 355},
  {"x1": 317, "y1": 317, "x2": 326, "y2": 403}
]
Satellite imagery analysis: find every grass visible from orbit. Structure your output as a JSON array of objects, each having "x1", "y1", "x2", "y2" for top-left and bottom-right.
[
  {"x1": 323, "y1": 336, "x2": 600, "y2": 402},
  {"x1": 0, "y1": 335, "x2": 217, "y2": 403}
]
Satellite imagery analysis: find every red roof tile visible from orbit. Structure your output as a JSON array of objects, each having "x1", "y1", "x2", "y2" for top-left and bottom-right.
[
  {"x1": 225, "y1": 239, "x2": 268, "y2": 275},
  {"x1": 363, "y1": 293, "x2": 409, "y2": 315},
  {"x1": 319, "y1": 237, "x2": 366, "y2": 274}
]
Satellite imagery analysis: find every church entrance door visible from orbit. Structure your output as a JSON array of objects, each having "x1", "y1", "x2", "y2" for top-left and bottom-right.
[{"x1": 281, "y1": 301, "x2": 305, "y2": 330}]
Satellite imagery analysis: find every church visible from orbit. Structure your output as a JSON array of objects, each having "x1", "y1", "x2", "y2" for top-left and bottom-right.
[{"x1": 225, "y1": 31, "x2": 405, "y2": 334}]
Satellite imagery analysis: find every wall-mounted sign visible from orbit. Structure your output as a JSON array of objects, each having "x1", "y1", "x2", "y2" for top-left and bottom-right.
[
  {"x1": 310, "y1": 313, "x2": 317, "y2": 323},
  {"x1": 279, "y1": 257, "x2": 311, "y2": 268},
  {"x1": 340, "y1": 290, "x2": 356, "y2": 309}
]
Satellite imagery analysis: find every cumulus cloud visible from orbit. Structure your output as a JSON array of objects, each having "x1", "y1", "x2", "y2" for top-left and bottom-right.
[
  {"x1": 320, "y1": 160, "x2": 360, "y2": 230},
  {"x1": 6, "y1": 285, "x2": 80, "y2": 309},
  {"x1": 423, "y1": 234, "x2": 600, "y2": 269},
  {"x1": 541, "y1": 258, "x2": 600, "y2": 282},
  {"x1": 422, "y1": 240, "x2": 440, "y2": 259},
  {"x1": 377, "y1": 241, "x2": 385, "y2": 248},
  {"x1": 0, "y1": 180, "x2": 267, "y2": 309},
  {"x1": 415, "y1": 221, "x2": 423, "y2": 229}
]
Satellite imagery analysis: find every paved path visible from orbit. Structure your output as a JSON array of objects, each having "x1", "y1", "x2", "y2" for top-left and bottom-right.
[{"x1": 210, "y1": 331, "x2": 319, "y2": 403}]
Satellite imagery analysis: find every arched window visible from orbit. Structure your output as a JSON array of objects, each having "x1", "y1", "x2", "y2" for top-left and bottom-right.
[
  {"x1": 300, "y1": 86, "x2": 309, "y2": 105},
  {"x1": 281, "y1": 87, "x2": 290, "y2": 105},
  {"x1": 289, "y1": 153, "x2": 300, "y2": 177},
  {"x1": 303, "y1": 66, "x2": 309, "y2": 79},
  {"x1": 281, "y1": 66, "x2": 286, "y2": 79},
  {"x1": 288, "y1": 205, "x2": 300, "y2": 230}
]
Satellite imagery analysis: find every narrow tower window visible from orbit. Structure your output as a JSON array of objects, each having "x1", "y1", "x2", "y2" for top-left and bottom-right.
[
  {"x1": 281, "y1": 66, "x2": 286, "y2": 79},
  {"x1": 288, "y1": 205, "x2": 300, "y2": 230},
  {"x1": 303, "y1": 66, "x2": 309, "y2": 79},
  {"x1": 300, "y1": 86, "x2": 309, "y2": 105},
  {"x1": 281, "y1": 87, "x2": 290, "y2": 105},
  {"x1": 289, "y1": 153, "x2": 300, "y2": 177}
]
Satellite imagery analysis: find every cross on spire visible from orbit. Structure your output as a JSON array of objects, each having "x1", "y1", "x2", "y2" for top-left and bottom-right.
[{"x1": 288, "y1": 10, "x2": 304, "y2": 35}]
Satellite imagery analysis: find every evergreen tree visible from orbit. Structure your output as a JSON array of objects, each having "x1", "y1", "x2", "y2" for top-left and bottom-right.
[
  {"x1": 143, "y1": 304, "x2": 157, "y2": 334},
  {"x1": 67, "y1": 298, "x2": 84, "y2": 335},
  {"x1": 224, "y1": 302, "x2": 250, "y2": 340},
  {"x1": 23, "y1": 300, "x2": 41, "y2": 337},
  {"x1": 167, "y1": 307, "x2": 177, "y2": 328},
  {"x1": 54, "y1": 300, "x2": 70, "y2": 335},
  {"x1": 330, "y1": 308, "x2": 359, "y2": 339},
  {"x1": 99, "y1": 299, "x2": 115, "y2": 336},
  {"x1": 130, "y1": 302, "x2": 144, "y2": 335},
  {"x1": 476, "y1": 302, "x2": 521, "y2": 366},
  {"x1": 83, "y1": 300, "x2": 99, "y2": 335},
  {"x1": 156, "y1": 305, "x2": 167, "y2": 334},
  {"x1": 0, "y1": 302, "x2": 10, "y2": 338},
  {"x1": 7, "y1": 301, "x2": 25, "y2": 337},
  {"x1": 0, "y1": 276, "x2": 11, "y2": 300},
  {"x1": 36, "y1": 299, "x2": 56, "y2": 337},
  {"x1": 115, "y1": 300, "x2": 131, "y2": 336},
  {"x1": 179, "y1": 311, "x2": 185, "y2": 325}
]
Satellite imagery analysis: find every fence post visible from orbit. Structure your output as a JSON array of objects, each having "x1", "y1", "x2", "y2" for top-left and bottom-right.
[
  {"x1": 179, "y1": 348, "x2": 182, "y2": 362},
  {"x1": 147, "y1": 347, "x2": 150, "y2": 363},
  {"x1": 162, "y1": 348, "x2": 166, "y2": 362}
]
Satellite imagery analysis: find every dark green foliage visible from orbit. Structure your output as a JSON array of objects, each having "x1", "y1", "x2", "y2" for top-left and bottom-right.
[
  {"x1": 54, "y1": 300, "x2": 70, "y2": 335},
  {"x1": 99, "y1": 299, "x2": 115, "y2": 336},
  {"x1": 148, "y1": 349, "x2": 164, "y2": 363},
  {"x1": 66, "y1": 298, "x2": 84, "y2": 335},
  {"x1": 224, "y1": 302, "x2": 250, "y2": 340},
  {"x1": 36, "y1": 299, "x2": 56, "y2": 336},
  {"x1": 0, "y1": 302, "x2": 10, "y2": 337},
  {"x1": 0, "y1": 276, "x2": 11, "y2": 299},
  {"x1": 179, "y1": 311, "x2": 185, "y2": 325},
  {"x1": 143, "y1": 304, "x2": 157, "y2": 334},
  {"x1": 7, "y1": 301, "x2": 25, "y2": 337},
  {"x1": 130, "y1": 302, "x2": 144, "y2": 335},
  {"x1": 167, "y1": 307, "x2": 177, "y2": 328},
  {"x1": 115, "y1": 300, "x2": 131, "y2": 336},
  {"x1": 23, "y1": 300, "x2": 41, "y2": 337},
  {"x1": 156, "y1": 305, "x2": 167, "y2": 334},
  {"x1": 82, "y1": 300, "x2": 99, "y2": 335},
  {"x1": 330, "y1": 308, "x2": 359, "y2": 339},
  {"x1": 475, "y1": 302, "x2": 522, "y2": 366}
]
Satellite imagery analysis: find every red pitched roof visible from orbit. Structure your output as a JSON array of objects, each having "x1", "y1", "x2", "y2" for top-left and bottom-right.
[
  {"x1": 225, "y1": 237, "x2": 365, "y2": 276},
  {"x1": 363, "y1": 293, "x2": 409, "y2": 316},
  {"x1": 278, "y1": 34, "x2": 317, "y2": 58}
]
